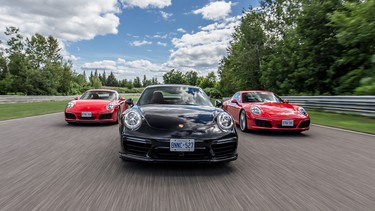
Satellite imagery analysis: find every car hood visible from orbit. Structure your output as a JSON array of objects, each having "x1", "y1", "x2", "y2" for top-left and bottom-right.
[
  {"x1": 139, "y1": 105, "x2": 217, "y2": 130},
  {"x1": 72, "y1": 100, "x2": 113, "y2": 111},
  {"x1": 253, "y1": 102, "x2": 305, "y2": 118}
]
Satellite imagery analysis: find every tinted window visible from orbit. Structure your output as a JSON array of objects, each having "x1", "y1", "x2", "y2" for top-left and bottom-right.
[
  {"x1": 80, "y1": 91, "x2": 116, "y2": 100},
  {"x1": 138, "y1": 86, "x2": 212, "y2": 106},
  {"x1": 242, "y1": 92, "x2": 282, "y2": 103}
]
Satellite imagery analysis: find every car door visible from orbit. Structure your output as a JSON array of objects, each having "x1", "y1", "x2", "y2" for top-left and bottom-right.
[{"x1": 226, "y1": 92, "x2": 241, "y2": 123}]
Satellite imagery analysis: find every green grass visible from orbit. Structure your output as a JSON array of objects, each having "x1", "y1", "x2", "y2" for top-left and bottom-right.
[
  {"x1": 0, "y1": 100, "x2": 70, "y2": 121},
  {"x1": 0, "y1": 95, "x2": 141, "y2": 121},
  {"x1": 1, "y1": 100, "x2": 374, "y2": 134},
  {"x1": 308, "y1": 110, "x2": 375, "y2": 134}
]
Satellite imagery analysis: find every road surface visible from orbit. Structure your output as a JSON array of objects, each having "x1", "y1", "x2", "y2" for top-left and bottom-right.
[{"x1": 1, "y1": 113, "x2": 374, "y2": 210}]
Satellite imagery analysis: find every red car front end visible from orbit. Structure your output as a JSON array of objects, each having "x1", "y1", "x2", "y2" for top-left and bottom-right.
[
  {"x1": 224, "y1": 90, "x2": 310, "y2": 132},
  {"x1": 65, "y1": 89, "x2": 125, "y2": 124}
]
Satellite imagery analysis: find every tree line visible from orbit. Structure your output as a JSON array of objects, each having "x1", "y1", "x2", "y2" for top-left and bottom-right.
[
  {"x1": 218, "y1": 0, "x2": 375, "y2": 96},
  {"x1": 0, "y1": 26, "x2": 159, "y2": 95},
  {"x1": 1, "y1": 0, "x2": 373, "y2": 97}
]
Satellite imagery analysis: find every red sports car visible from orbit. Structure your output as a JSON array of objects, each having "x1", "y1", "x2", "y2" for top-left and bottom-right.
[
  {"x1": 65, "y1": 89, "x2": 126, "y2": 124},
  {"x1": 223, "y1": 90, "x2": 310, "y2": 132}
]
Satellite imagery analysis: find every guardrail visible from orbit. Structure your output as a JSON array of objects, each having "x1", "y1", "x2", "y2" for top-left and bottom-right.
[
  {"x1": 281, "y1": 96, "x2": 375, "y2": 117},
  {"x1": 0, "y1": 93, "x2": 141, "y2": 104},
  {"x1": 222, "y1": 96, "x2": 375, "y2": 117}
]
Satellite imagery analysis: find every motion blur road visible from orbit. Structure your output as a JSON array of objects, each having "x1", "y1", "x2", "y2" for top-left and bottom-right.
[{"x1": 1, "y1": 113, "x2": 375, "y2": 210}]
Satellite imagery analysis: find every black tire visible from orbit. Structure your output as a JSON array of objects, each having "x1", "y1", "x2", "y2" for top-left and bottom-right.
[
  {"x1": 239, "y1": 110, "x2": 248, "y2": 132},
  {"x1": 115, "y1": 108, "x2": 120, "y2": 124}
]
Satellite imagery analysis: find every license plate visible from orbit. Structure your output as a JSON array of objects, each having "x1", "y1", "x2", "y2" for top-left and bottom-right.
[
  {"x1": 282, "y1": 120, "x2": 294, "y2": 126},
  {"x1": 170, "y1": 139, "x2": 195, "y2": 152},
  {"x1": 81, "y1": 112, "x2": 92, "y2": 117}
]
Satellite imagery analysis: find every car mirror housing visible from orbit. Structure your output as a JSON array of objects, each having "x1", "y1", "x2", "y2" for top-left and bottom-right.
[
  {"x1": 215, "y1": 99, "x2": 223, "y2": 108},
  {"x1": 283, "y1": 99, "x2": 289, "y2": 104},
  {"x1": 74, "y1": 96, "x2": 79, "y2": 100},
  {"x1": 119, "y1": 97, "x2": 125, "y2": 101},
  {"x1": 125, "y1": 98, "x2": 134, "y2": 107},
  {"x1": 231, "y1": 99, "x2": 238, "y2": 104}
]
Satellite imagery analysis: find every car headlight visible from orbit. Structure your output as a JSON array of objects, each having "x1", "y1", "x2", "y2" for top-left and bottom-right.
[
  {"x1": 66, "y1": 102, "x2": 75, "y2": 109},
  {"x1": 299, "y1": 106, "x2": 308, "y2": 116},
  {"x1": 123, "y1": 110, "x2": 142, "y2": 130},
  {"x1": 106, "y1": 102, "x2": 116, "y2": 110},
  {"x1": 250, "y1": 106, "x2": 261, "y2": 115},
  {"x1": 217, "y1": 112, "x2": 234, "y2": 131}
]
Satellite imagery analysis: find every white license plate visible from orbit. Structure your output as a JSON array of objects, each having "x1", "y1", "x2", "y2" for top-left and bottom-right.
[
  {"x1": 282, "y1": 120, "x2": 294, "y2": 126},
  {"x1": 81, "y1": 112, "x2": 92, "y2": 117},
  {"x1": 170, "y1": 139, "x2": 195, "y2": 152}
]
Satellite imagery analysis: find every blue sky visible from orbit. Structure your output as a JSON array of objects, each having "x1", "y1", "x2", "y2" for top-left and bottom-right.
[{"x1": 0, "y1": 0, "x2": 259, "y2": 81}]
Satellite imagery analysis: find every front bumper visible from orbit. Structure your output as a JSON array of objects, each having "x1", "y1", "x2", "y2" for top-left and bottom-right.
[
  {"x1": 65, "y1": 111, "x2": 116, "y2": 123},
  {"x1": 248, "y1": 118, "x2": 310, "y2": 131},
  {"x1": 119, "y1": 135, "x2": 238, "y2": 163}
]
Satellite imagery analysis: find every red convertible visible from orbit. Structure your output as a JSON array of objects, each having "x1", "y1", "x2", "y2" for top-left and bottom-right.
[
  {"x1": 65, "y1": 89, "x2": 126, "y2": 124},
  {"x1": 223, "y1": 90, "x2": 310, "y2": 132}
]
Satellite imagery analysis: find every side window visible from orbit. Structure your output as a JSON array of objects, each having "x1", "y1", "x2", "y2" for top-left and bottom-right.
[{"x1": 233, "y1": 92, "x2": 240, "y2": 103}]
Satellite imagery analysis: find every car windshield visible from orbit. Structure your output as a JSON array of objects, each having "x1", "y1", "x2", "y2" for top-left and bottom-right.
[
  {"x1": 80, "y1": 91, "x2": 116, "y2": 100},
  {"x1": 242, "y1": 92, "x2": 283, "y2": 103},
  {"x1": 138, "y1": 86, "x2": 212, "y2": 106}
]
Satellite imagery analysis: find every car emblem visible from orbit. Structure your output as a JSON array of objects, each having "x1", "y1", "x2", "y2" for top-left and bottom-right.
[{"x1": 178, "y1": 124, "x2": 184, "y2": 128}]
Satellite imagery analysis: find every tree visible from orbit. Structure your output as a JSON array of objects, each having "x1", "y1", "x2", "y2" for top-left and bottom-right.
[
  {"x1": 330, "y1": 0, "x2": 375, "y2": 94},
  {"x1": 163, "y1": 69, "x2": 187, "y2": 84},
  {"x1": 185, "y1": 71, "x2": 198, "y2": 85},
  {"x1": 218, "y1": 10, "x2": 266, "y2": 96},
  {"x1": 106, "y1": 71, "x2": 118, "y2": 86},
  {"x1": 133, "y1": 76, "x2": 142, "y2": 88}
]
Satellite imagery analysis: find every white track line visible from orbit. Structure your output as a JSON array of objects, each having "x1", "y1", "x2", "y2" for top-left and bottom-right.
[
  {"x1": 0, "y1": 112, "x2": 63, "y2": 123},
  {"x1": 312, "y1": 124, "x2": 375, "y2": 137}
]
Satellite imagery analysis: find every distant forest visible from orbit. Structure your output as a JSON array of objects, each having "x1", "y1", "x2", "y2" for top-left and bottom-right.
[{"x1": 0, "y1": 0, "x2": 374, "y2": 97}]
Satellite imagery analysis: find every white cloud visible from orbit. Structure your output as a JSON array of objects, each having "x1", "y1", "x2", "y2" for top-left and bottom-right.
[
  {"x1": 122, "y1": 0, "x2": 172, "y2": 9},
  {"x1": 130, "y1": 40, "x2": 152, "y2": 47},
  {"x1": 157, "y1": 42, "x2": 167, "y2": 47},
  {"x1": 81, "y1": 58, "x2": 167, "y2": 80},
  {"x1": 0, "y1": 0, "x2": 121, "y2": 42},
  {"x1": 153, "y1": 34, "x2": 168, "y2": 39},
  {"x1": 193, "y1": 1, "x2": 234, "y2": 21},
  {"x1": 160, "y1": 11, "x2": 173, "y2": 20},
  {"x1": 177, "y1": 28, "x2": 186, "y2": 33},
  {"x1": 167, "y1": 16, "x2": 241, "y2": 69}
]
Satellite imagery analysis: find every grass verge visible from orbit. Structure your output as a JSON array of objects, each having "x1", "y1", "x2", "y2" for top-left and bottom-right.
[
  {"x1": 308, "y1": 110, "x2": 375, "y2": 134},
  {"x1": 0, "y1": 101, "x2": 70, "y2": 121},
  {"x1": 1, "y1": 101, "x2": 374, "y2": 135},
  {"x1": 0, "y1": 95, "x2": 140, "y2": 121}
]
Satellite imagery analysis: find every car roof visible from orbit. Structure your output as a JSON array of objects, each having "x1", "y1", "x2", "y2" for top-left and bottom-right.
[
  {"x1": 241, "y1": 90, "x2": 273, "y2": 93},
  {"x1": 86, "y1": 89, "x2": 118, "y2": 93},
  {"x1": 145, "y1": 84, "x2": 201, "y2": 89}
]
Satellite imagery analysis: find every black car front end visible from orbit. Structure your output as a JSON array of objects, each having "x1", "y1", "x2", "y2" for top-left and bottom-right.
[{"x1": 119, "y1": 105, "x2": 238, "y2": 163}]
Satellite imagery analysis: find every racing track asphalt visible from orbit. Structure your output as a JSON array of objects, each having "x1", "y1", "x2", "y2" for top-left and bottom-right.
[{"x1": 0, "y1": 113, "x2": 375, "y2": 210}]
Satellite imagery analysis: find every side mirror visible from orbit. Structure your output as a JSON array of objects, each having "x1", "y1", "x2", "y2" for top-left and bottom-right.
[
  {"x1": 74, "y1": 96, "x2": 79, "y2": 100},
  {"x1": 231, "y1": 99, "x2": 238, "y2": 104},
  {"x1": 283, "y1": 99, "x2": 289, "y2": 104},
  {"x1": 119, "y1": 97, "x2": 125, "y2": 101},
  {"x1": 125, "y1": 98, "x2": 134, "y2": 107},
  {"x1": 215, "y1": 99, "x2": 223, "y2": 108}
]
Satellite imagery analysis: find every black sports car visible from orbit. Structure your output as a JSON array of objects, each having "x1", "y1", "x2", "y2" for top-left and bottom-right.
[{"x1": 119, "y1": 84, "x2": 238, "y2": 163}]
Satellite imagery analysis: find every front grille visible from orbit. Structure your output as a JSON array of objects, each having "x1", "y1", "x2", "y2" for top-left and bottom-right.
[
  {"x1": 124, "y1": 141, "x2": 151, "y2": 156},
  {"x1": 212, "y1": 142, "x2": 237, "y2": 157},
  {"x1": 255, "y1": 119, "x2": 272, "y2": 128},
  {"x1": 151, "y1": 148, "x2": 211, "y2": 160},
  {"x1": 298, "y1": 120, "x2": 310, "y2": 128},
  {"x1": 78, "y1": 116, "x2": 96, "y2": 120},
  {"x1": 65, "y1": 113, "x2": 76, "y2": 119},
  {"x1": 99, "y1": 113, "x2": 113, "y2": 119},
  {"x1": 276, "y1": 124, "x2": 297, "y2": 128}
]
